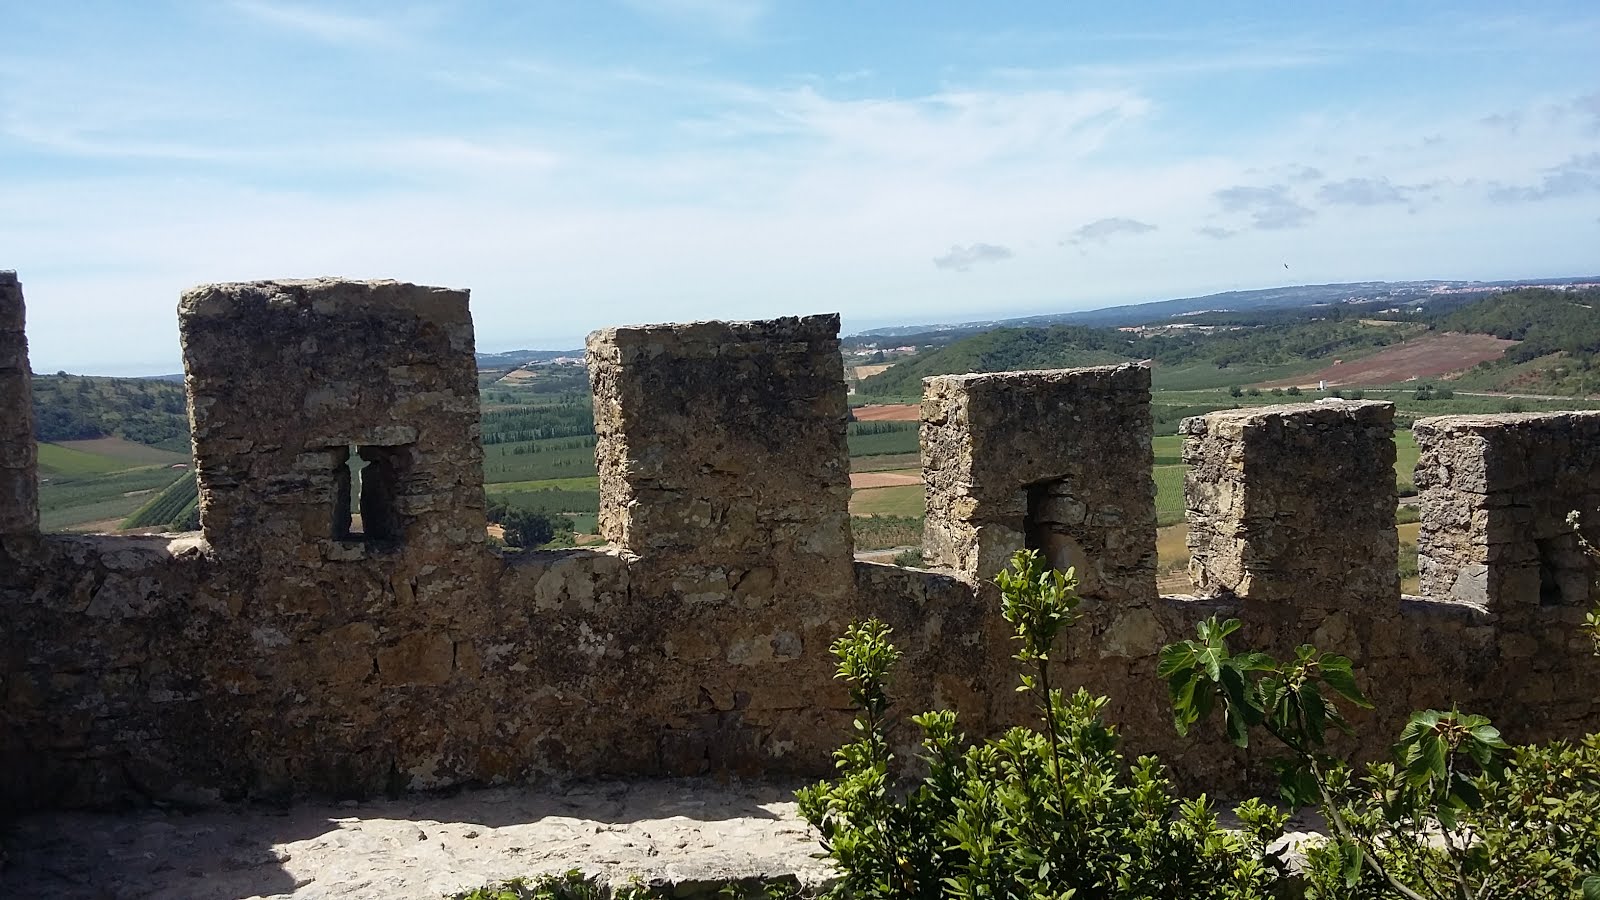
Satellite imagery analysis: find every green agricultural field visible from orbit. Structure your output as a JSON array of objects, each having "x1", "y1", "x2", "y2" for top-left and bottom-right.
[
  {"x1": 121, "y1": 470, "x2": 199, "y2": 530},
  {"x1": 54, "y1": 437, "x2": 189, "y2": 466},
  {"x1": 39, "y1": 465, "x2": 186, "y2": 531},
  {"x1": 1150, "y1": 362, "x2": 1317, "y2": 392},
  {"x1": 852, "y1": 515, "x2": 922, "y2": 551},
  {"x1": 486, "y1": 475, "x2": 600, "y2": 493},
  {"x1": 1154, "y1": 465, "x2": 1186, "y2": 527},
  {"x1": 36, "y1": 442, "x2": 132, "y2": 476},
  {"x1": 847, "y1": 421, "x2": 920, "y2": 457},
  {"x1": 482, "y1": 435, "x2": 599, "y2": 484},
  {"x1": 850, "y1": 453, "x2": 920, "y2": 473},
  {"x1": 1152, "y1": 434, "x2": 1182, "y2": 466},
  {"x1": 493, "y1": 488, "x2": 600, "y2": 518},
  {"x1": 851, "y1": 484, "x2": 924, "y2": 517},
  {"x1": 1395, "y1": 429, "x2": 1419, "y2": 494}
]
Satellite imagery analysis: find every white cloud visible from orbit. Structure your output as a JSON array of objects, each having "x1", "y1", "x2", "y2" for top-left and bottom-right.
[
  {"x1": 230, "y1": 0, "x2": 404, "y2": 45},
  {"x1": 1067, "y1": 217, "x2": 1157, "y2": 245},
  {"x1": 933, "y1": 244, "x2": 1015, "y2": 272},
  {"x1": 1213, "y1": 185, "x2": 1316, "y2": 230},
  {"x1": 620, "y1": 0, "x2": 771, "y2": 38}
]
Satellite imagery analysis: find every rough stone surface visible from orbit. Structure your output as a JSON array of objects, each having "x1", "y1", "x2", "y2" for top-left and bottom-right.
[
  {"x1": 0, "y1": 780, "x2": 834, "y2": 899},
  {"x1": 584, "y1": 315, "x2": 861, "y2": 776},
  {"x1": 3, "y1": 283, "x2": 1599, "y2": 814},
  {"x1": 0, "y1": 270, "x2": 36, "y2": 535},
  {"x1": 920, "y1": 364, "x2": 1157, "y2": 598},
  {"x1": 1183, "y1": 401, "x2": 1398, "y2": 607},
  {"x1": 1414, "y1": 412, "x2": 1600, "y2": 611},
  {"x1": 180, "y1": 278, "x2": 486, "y2": 559}
]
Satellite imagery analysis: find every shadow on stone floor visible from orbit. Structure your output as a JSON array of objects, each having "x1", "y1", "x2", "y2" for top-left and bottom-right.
[{"x1": 1, "y1": 778, "x2": 823, "y2": 900}]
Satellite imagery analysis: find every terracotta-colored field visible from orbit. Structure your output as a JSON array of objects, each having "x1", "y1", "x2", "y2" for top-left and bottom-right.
[
  {"x1": 1263, "y1": 332, "x2": 1518, "y2": 388},
  {"x1": 852, "y1": 403, "x2": 919, "y2": 421},
  {"x1": 850, "y1": 470, "x2": 922, "y2": 489}
]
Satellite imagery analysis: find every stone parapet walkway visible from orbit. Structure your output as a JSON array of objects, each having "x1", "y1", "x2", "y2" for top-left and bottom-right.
[{"x1": 1, "y1": 780, "x2": 832, "y2": 900}]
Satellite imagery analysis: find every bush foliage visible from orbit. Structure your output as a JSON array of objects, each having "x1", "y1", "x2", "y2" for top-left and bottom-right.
[
  {"x1": 803, "y1": 549, "x2": 1600, "y2": 899},
  {"x1": 798, "y1": 551, "x2": 1285, "y2": 900}
]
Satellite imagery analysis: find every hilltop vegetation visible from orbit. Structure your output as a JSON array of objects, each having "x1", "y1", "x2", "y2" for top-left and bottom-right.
[
  {"x1": 1433, "y1": 287, "x2": 1600, "y2": 361},
  {"x1": 858, "y1": 315, "x2": 1414, "y2": 396},
  {"x1": 1432, "y1": 287, "x2": 1600, "y2": 395},
  {"x1": 32, "y1": 374, "x2": 189, "y2": 450}
]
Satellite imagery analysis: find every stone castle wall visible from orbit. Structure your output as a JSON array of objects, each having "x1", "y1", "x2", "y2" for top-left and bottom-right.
[{"x1": 3, "y1": 276, "x2": 1598, "y2": 810}]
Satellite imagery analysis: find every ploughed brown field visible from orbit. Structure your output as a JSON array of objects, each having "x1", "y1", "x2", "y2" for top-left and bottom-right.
[
  {"x1": 852, "y1": 403, "x2": 919, "y2": 421},
  {"x1": 1263, "y1": 331, "x2": 1518, "y2": 388}
]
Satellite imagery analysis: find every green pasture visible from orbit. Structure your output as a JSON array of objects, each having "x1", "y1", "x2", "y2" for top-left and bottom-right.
[
  {"x1": 847, "y1": 421, "x2": 920, "y2": 457},
  {"x1": 851, "y1": 484, "x2": 924, "y2": 517},
  {"x1": 483, "y1": 435, "x2": 598, "y2": 484},
  {"x1": 39, "y1": 465, "x2": 186, "y2": 531},
  {"x1": 121, "y1": 470, "x2": 199, "y2": 530},
  {"x1": 487, "y1": 475, "x2": 600, "y2": 493},
  {"x1": 852, "y1": 515, "x2": 923, "y2": 551},
  {"x1": 36, "y1": 442, "x2": 131, "y2": 476},
  {"x1": 54, "y1": 437, "x2": 189, "y2": 466}
]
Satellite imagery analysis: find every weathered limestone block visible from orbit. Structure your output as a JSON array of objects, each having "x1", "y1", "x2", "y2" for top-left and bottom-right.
[
  {"x1": 1183, "y1": 401, "x2": 1397, "y2": 607},
  {"x1": 1414, "y1": 412, "x2": 1600, "y2": 610},
  {"x1": 0, "y1": 271, "x2": 37, "y2": 536},
  {"x1": 920, "y1": 364, "x2": 1157, "y2": 599},
  {"x1": 586, "y1": 315, "x2": 854, "y2": 602},
  {"x1": 585, "y1": 315, "x2": 858, "y2": 777},
  {"x1": 179, "y1": 279, "x2": 485, "y2": 561}
]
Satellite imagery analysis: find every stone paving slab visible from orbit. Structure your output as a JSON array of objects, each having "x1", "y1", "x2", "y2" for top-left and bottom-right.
[{"x1": 1, "y1": 780, "x2": 833, "y2": 900}]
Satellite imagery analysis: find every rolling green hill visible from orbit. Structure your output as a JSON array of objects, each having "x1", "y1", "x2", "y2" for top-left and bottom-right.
[
  {"x1": 1431, "y1": 287, "x2": 1600, "y2": 395},
  {"x1": 856, "y1": 325, "x2": 1138, "y2": 396},
  {"x1": 31, "y1": 374, "x2": 190, "y2": 451},
  {"x1": 858, "y1": 318, "x2": 1410, "y2": 396}
]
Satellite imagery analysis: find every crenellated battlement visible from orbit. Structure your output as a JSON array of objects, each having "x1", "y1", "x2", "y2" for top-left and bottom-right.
[{"x1": 2, "y1": 276, "x2": 1597, "y2": 810}]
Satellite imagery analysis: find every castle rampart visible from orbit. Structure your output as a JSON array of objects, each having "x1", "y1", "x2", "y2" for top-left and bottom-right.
[{"x1": 2, "y1": 276, "x2": 1597, "y2": 810}]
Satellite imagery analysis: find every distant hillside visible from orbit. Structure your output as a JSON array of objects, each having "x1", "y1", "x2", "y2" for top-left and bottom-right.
[
  {"x1": 476, "y1": 348, "x2": 584, "y2": 367},
  {"x1": 858, "y1": 317, "x2": 1412, "y2": 396},
  {"x1": 852, "y1": 276, "x2": 1600, "y2": 341},
  {"x1": 1432, "y1": 288, "x2": 1600, "y2": 363},
  {"x1": 31, "y1": 374, "x2": 190, "y2": 450},
  {"x1": 857, "y1": 326, "x2": 1136, "y2": 395},
  {"x1": 1434, "y1": 287, "x2": 1600, "y2": 395}
]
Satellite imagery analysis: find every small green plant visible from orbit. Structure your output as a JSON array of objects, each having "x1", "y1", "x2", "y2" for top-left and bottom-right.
[
  {"x1": 450, "y1": 870, "x2": 632, "y2": 900},
  {"x1": 891, "y1": 547, "x2": 924, "y2": 568},
  {"x1": 1162, "y1": 616, "x2": 1600, "y2": 899},
  {"x1": 449, "y1": 872, "x2": 799, "y2": 900},
  {"x1": 798, "y1": 551, "x2": 1281, "y2": 900}
]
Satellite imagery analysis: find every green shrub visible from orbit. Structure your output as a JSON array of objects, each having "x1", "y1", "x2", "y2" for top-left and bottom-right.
[
  {"x1": 891, "y1": 548, "x2": 924, "y2": 567},
  {"x1": 1162, "y1": 615, "x2": 1600, "y2": 900},
  {"x1": 798, "y1": 551, "x2": 1283, "y2": 900},
  {"x1": 1397, "y1": 541, "x2": 1418, "y2": 580}
]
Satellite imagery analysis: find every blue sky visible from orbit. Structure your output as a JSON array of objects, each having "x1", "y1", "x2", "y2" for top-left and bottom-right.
[{"x1": 3, "y1": 1, "x2": 1598, "y2": 373}]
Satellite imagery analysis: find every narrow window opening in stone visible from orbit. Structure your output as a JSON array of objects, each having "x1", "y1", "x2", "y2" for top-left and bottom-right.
[
  {"x1": 333, "y1": 444, "x2": 404, "y2": 543},
  {"x1": 1535, "y1": 535, "x2": 1586, "y2": 606},
  {"x1": 1025, "y1": 479, "x2": 1090, "y2": 577}
]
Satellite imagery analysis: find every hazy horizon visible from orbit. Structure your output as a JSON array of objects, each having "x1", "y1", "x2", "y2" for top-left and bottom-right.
[{"x1": 24, "y1": 271, "x2": 1597, "y2": 378}]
